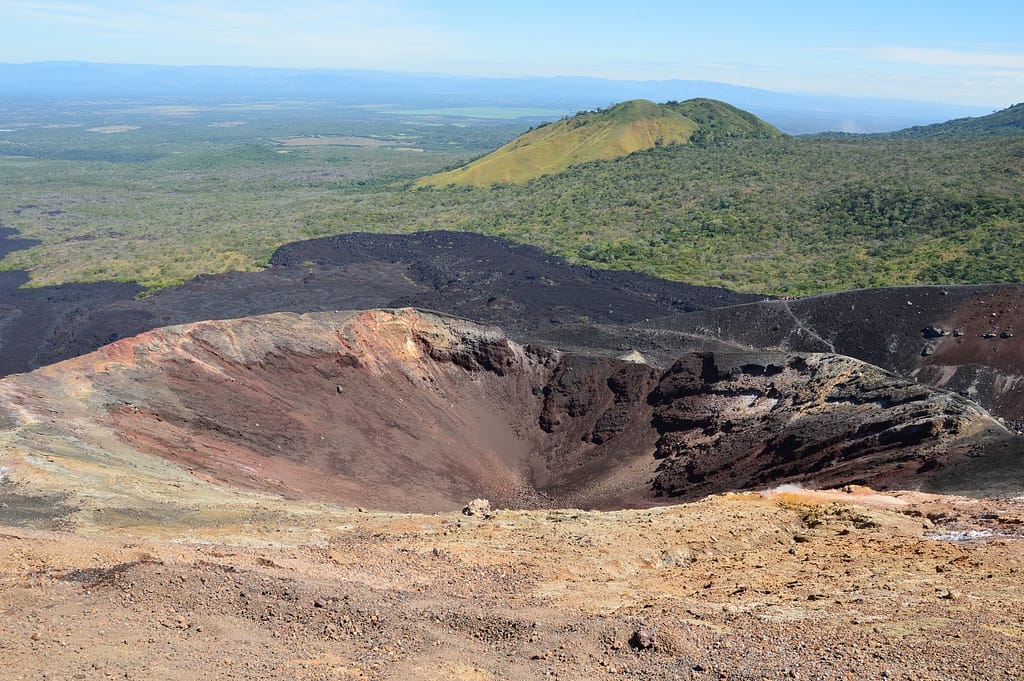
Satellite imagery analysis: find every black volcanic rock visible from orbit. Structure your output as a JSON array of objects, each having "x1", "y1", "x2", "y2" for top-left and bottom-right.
[
  {"x1": 0, "y1": 230, "x2": 762, "y2": 377},
  {"x1": 634, "y1": 284, "x2": 1024, "y2": 423},
  {"x1": 645, "y1": 351, "x2": 1013, "y2": 498},
  {"x1": 2, "y1": 228, "x2": 1023, "y2": 434},
  {"x1": 0, "y1": 270, "x2": 142, "y2": 376},
  {"x1": 270, "y1": 230, "x2": 762, "y2": 331}
]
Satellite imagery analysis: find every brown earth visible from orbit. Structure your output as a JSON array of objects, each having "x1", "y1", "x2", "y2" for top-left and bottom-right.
[{"x1": 0, "y1": 487, "x2": 1023, "y2": 680}]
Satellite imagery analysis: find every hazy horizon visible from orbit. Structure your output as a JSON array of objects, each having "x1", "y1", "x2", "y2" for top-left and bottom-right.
[
  {"x1": 1, "y1": 60, "x2": 998, "y2": 135},
  {"x1": 2, "y1": 1, "x2": 1021, "y2": 110}
]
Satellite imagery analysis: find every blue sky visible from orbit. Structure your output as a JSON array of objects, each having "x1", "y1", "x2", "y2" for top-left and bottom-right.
[{"x1": 2, "y1": 1, "x2": 1021, "y2": 107}]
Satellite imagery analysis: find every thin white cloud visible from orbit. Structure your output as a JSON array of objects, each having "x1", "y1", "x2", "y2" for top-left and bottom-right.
[
  {"x1": 2, "y1": 1, "x2": 462, "y2": 66},
  {"x1": 861, "y1": 46, "x2": 1024, "y2": 70},
  {"x1": 696, "y1": 63, "x2": 741, "y2": 72},
  {"x1": 4, "y1": 1, "x2": 119, "y2": 26}
]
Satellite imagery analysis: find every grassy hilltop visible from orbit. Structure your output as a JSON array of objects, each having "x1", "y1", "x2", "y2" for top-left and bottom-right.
[{"x1": 415, "y1": 98, "x2": 781, "y2": 187}]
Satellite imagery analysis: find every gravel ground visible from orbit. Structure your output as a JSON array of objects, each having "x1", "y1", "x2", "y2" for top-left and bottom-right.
[{"x1": 2, "y1": 487, "x2": 1022, "y2": 680}]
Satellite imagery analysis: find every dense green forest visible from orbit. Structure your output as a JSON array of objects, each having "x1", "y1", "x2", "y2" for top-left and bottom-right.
[
  {"x1": 1, "y1": 100, "x2": 1022, "y2": 295},
  {"x1": 401, "y1": 135, "x2": 1024, "y2": 294},
  {"x1": 882, "y1": 102, "x2": 1024, "y2": 139}
]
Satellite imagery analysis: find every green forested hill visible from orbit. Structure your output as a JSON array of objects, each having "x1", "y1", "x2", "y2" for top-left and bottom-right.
[
  {"x1": 401, "y1": 135, "x2": 1024, "y2": 295},
  {"x1": 666, "y1": 98, "x2": 784, "y2": 144},
  {"x1": 415, "y1": 98, "x2": 780, "y2": 187},
  {"x1": 883, "y1": 102, "x2": 1024, "y2": 138}
]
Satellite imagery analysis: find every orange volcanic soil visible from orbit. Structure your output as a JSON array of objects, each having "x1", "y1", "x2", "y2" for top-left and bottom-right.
[{"x1": 1, "y1": 487, "x2": 1023, "y2": 680}]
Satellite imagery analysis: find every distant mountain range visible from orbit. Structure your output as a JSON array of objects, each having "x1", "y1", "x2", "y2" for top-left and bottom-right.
[
  {"x1": 0, "y1": 61, "x2": 994, "y2": 134},
  {"x1": 416, "y1": 98, "x2": 781, "y2": 187}
]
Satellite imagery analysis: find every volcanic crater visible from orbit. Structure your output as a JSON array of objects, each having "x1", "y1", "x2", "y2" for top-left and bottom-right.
[{"x1": 2, "y1": 307, "x2": 1020, "y2": 522}]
